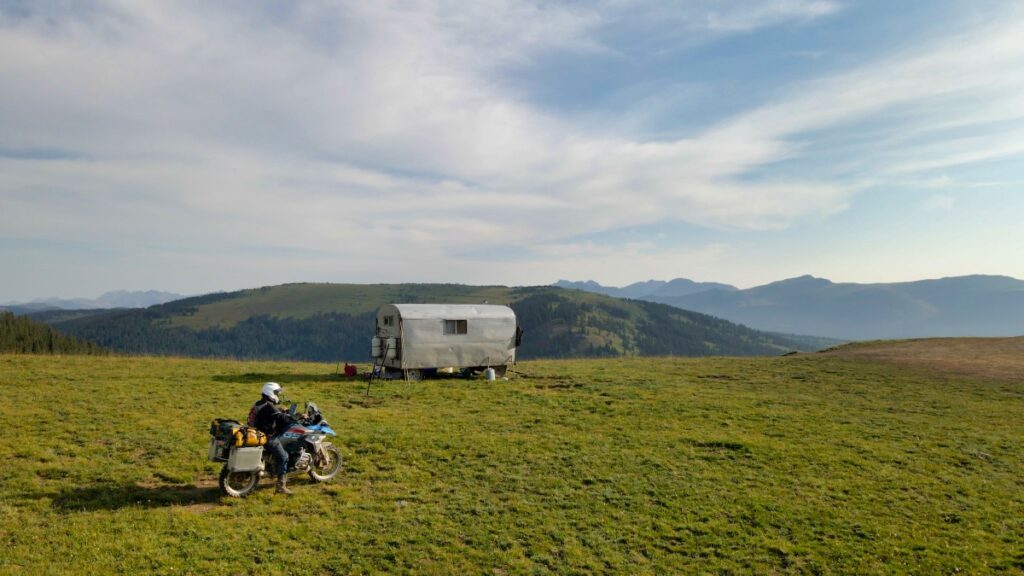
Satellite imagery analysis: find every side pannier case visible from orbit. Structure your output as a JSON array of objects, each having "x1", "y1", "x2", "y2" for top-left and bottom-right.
[
  {"x1": 228, "y1": 447, "x2": 264, "y2": 472},
  {"x1": 208, "y1": 418, "x2": 240, "y2": 462}
]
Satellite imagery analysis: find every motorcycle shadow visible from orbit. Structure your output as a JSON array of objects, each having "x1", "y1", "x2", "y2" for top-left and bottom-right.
[{"x1": 52, "y1": 481, "x2": 223, "y2": 512}]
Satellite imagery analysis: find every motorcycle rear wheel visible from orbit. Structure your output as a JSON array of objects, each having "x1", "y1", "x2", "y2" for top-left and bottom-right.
[
  {"x1": 219, "y1": 466, "x2": 260, "y2": 497},
  {"x1": 308, "y1": 443, "x2": 343, "y2": 482}
]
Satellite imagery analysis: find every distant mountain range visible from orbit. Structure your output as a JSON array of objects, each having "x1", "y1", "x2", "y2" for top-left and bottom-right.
[
  {"x1": 0, "y1": 290, "x2": 185, "y2": 313},
  {"x1": 29, "y1": 283, "x2": 825, "y2": 361},
  {"x1": 554, "y1": 275, "x2": 1024, "y2": 340},
  {"x1": 554, "y1": 279, "x2": 737, "y2": 299}
]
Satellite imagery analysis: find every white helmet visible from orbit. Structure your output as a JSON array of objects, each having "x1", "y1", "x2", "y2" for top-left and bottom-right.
[{"x1": 261, "y1": 382, "x2": 282, "y2": 403}]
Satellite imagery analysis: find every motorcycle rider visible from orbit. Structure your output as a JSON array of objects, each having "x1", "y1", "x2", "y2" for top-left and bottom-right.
[{"x1": 248, "y1": 382, "x2": 294, "y2": 495}]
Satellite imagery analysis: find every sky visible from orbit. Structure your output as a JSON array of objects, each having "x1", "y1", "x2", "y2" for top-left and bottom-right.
[{"x1": 2, "y1": 0, "x2": 1023, "y2": 301}]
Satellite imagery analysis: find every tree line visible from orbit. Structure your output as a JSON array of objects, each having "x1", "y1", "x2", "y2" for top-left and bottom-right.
[{"x1": 0, "y1": 311, "x2": 106, "y2": 355}]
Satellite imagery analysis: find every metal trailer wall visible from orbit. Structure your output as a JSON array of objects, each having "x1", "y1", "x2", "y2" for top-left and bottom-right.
[{"x1": 375, "y1": 304, "x2": 517, "y2": 370}]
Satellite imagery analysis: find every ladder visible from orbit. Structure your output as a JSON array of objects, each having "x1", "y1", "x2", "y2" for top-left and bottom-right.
[{"x1": 365, "y1": 340, "x2": 391, "y2": 397}]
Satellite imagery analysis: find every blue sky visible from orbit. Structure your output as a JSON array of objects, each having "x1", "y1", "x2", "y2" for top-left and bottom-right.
[{"x1": 1, "y1": 0, "x2": 1023, "y2": 301}]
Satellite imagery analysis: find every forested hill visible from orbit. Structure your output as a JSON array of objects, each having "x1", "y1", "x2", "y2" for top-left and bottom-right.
[
  {"x1": 37, "y1": 283, "x2": 814, "y2": 361},
  {"x1": 0, "y1": 312, "x2": 106, "y2": 355}
]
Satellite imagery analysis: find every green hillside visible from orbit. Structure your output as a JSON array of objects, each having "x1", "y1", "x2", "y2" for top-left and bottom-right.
[
  {"x1": 0, "y1": 311, "x2": 105, "y2": 355},
  {"x1": 42, "y1": 283, "x2": 809, "y2": 361},
  {"x1": 1, "y1": 351, "x2": 1021, "y2": 573},
  {"x1": 169, "y1": 283, "x2": 521, "y2": 329}
]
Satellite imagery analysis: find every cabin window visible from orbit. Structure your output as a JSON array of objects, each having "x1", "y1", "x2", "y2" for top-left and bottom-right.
[
  {"x1": 383, "y1": 315, "x2": 395, "y2": 327},
  {"x1": 443, "y1": 319, "x2": 468, "y2": 335}
]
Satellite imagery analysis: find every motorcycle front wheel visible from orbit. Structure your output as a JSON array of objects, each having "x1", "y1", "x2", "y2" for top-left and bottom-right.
[
  {"x1": 308, "y1": 443, "x2": 343, "y2": 482},
  {"x1": 219, "y1": 466, "x2": 260, "y2": 497}
]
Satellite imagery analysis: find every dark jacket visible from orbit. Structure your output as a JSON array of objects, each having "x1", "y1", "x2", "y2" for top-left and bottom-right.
[{"x1": 249, "y1": 396, "x2": 292, "y2": 437}]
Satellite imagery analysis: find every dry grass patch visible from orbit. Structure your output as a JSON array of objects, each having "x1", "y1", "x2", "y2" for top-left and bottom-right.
[{"x1": 821, "y1": 336, "x2": 1024, "y2": 383}]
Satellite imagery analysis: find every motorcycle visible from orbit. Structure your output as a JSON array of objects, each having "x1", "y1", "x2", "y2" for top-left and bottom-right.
[{"x1": 210, "y1": 401, "x2": 343, "y2": 497}]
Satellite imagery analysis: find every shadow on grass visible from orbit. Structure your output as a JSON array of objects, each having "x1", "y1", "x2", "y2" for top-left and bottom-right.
[
  {"x1": 214, "y1": 370, "x2": 476, "y2": 385},
  {"x1": 52, "y1": 482, "x2": 223, "y2": 512},
  {"x1": 212, "y1": 372, "x2": 353, "y2": 384}
]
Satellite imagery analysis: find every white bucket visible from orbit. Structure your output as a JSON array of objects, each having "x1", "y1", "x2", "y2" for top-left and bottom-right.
[{"x1": 484, "y1": 367, "x2": 496, "y2": 381}]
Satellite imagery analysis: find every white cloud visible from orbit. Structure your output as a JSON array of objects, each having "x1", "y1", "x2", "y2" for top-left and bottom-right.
[
  {"x1": 708, "y1": 15, "x2": 1024, "y2": 176},
  {"x1": 0, "y1": 1, "x2": 1021, "y2": 296},
  {"x1": 704, "y1": 0, "x2": 842, "y2": 32}
]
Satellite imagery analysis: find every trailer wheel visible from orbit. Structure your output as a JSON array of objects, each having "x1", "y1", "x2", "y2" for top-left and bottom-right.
[
  {"x1": 405, "y1": 369, "x2": 423, "y2": 381},
  {"x1": 493, "y1": 365, "x2": 507, "y2": 378}
]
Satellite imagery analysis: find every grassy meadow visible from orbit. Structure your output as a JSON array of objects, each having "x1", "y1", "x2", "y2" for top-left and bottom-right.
[{"x1": 0, "y1": 350, "x2": 1022, "y2": 574}]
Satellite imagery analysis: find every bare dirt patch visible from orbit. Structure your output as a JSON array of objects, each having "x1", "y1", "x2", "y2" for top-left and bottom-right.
[{"x1": 820, "y1": 337, "x2": 1024, "y2": 383}]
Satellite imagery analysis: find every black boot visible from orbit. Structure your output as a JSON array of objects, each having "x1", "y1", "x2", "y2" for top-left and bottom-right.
[{"x1": 275, "y1": 476, "x2": 293, "y2": 495}]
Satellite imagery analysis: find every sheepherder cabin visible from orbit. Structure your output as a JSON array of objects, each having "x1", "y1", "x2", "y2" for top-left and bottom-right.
[{"x1": 371, "y1": 303, "x2": 522, "y2": 380}]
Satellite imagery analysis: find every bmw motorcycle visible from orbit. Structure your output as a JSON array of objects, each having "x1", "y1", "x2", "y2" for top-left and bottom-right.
[{"x1": 212, "y1": 401, "x2": 343, "y2": 497}]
